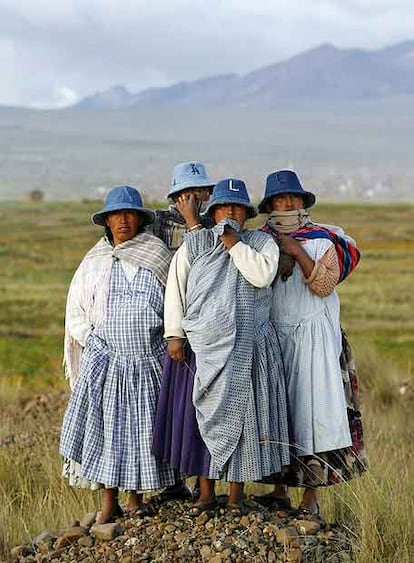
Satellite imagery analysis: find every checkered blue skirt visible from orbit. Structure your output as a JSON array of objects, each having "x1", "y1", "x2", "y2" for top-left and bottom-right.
[{"x1": 60, "y1": 263, "x2": 175, "y2": 491}]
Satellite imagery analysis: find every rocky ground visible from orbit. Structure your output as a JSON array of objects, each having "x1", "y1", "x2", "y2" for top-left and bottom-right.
[
  {"x1": 2, "y1": 391, "x2": 356, "y2": 563},
  {"x1": 7, "y1": 496, "x2": 354, "y2": 563}
]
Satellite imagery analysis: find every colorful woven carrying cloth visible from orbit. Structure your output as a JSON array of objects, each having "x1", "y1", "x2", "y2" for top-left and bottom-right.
[{"x1": 261, "y1": 221, "x2": 360, "y2": 283}]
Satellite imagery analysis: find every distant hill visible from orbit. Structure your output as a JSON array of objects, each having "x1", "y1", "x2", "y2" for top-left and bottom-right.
[
  {"x1": 75, "y1": 85, "x2": 133, "y2": 110},
  {"x1": 1, "y1": 41, "x2": 414, "y2": 202},
  {"x1": 74, "y1": 41, "x2": 414, "y2": 109},
  {"x1": 1, "y1": 99, "x2": 414, "y2": 202}
]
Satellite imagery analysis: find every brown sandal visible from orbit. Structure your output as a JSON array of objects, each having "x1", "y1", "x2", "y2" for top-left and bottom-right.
[
  {"x1": 227, "y1": 502, "x2": 245, "y2": 517},
  {"x1": 189, "y1": 500, "x2": 218, "y2": 517}
]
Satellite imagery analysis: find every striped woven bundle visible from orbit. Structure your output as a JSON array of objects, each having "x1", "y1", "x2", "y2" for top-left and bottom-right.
[{"x1": 261, "y1": 221, "x2": 361, "y2": 283}]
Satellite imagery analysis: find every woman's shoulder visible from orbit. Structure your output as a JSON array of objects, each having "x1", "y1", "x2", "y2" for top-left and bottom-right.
[
  {"x1": 302, "y1": 236, "x2": 334, "y2": 258},
  {"x1": 243, "y1": 229, "x2": 274, "y2": 250}
]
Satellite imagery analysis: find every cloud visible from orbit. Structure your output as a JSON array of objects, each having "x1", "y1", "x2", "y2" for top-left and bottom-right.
[{"x1": 0, "y1": 0, "x2": 413, "y2": 107}]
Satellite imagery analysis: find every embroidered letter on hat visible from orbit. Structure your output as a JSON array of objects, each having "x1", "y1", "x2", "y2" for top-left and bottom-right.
[
  {"x1": 229, "y1": 179, "x2": 239, "y2": 192},
  {"x1": 190, "y1": 163, "x2": 200, "y2": 175}
]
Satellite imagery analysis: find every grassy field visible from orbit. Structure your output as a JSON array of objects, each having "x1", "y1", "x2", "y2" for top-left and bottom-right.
[{"x1": 0, "y1": 201, "x2": 413, "y2": 561}]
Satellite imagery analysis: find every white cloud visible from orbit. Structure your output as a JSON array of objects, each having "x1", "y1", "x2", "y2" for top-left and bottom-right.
[
  {"x1": 0, "y1": 0, "x2": 413, "y2": 107},
  {"x1": 51, "y1": 87, "x2": 79, "y2": 108}
]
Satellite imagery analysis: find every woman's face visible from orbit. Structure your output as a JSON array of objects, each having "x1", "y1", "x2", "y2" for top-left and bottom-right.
[
  {"x1": 269, "y1": 193, "x2": 304, "y2": 212},
  {"x1": 211, "y1": 204, "x2": 248, "y2": 227},
  {"x1": 105, "y1": 210, "x2": 143, "y2": 245},
  {"x1": 173, "y1": 186, "x2": 212, "y2": 203}
]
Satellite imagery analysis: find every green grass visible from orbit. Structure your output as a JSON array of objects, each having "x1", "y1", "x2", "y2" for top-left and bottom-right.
[{"x1": 1, "y1": 201, "x2": 413, "y2": 561}]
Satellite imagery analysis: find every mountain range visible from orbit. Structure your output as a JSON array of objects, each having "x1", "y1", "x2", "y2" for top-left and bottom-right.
[{"x1": 75, "y1": 41, "x2": 414, "y2": 109}]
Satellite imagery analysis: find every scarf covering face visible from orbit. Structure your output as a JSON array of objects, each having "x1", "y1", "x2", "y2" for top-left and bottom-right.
[
  {"x1": 63, "y1": 232, "x2": 172, "y2": 387},
  {"x1": 181, "y1": 219, "x2": 270, "y2": 471},
  {"x1": 261, "y1": 217, "x2": 361, "y2": 284},
  {"x1": 268, "y1": 209, "x2": 312, "y2": 233}
]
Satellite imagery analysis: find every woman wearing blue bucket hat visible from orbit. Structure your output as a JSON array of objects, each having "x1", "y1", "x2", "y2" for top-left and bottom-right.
[
  {"x1": 252, "y1": 170, "x2": 367, "y2": 516},
  {"x1": 153, "y1": 161, "x2": 215, "y2": 252},
  {"x1": 157, "y1": 178, "x2": 290, "y2": 516},
  {"x1": 151, "y1": 161, "x2": 216, "y2": 501},
  {"x1": 60, "y1": 185, "x2": 176, "y2": 523}
]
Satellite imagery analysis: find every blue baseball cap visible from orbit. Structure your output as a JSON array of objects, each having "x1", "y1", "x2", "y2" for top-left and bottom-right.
[
  {"x1": 168, "y1": 161, "x2": 215, "y2": 198},
  {"x1": 205, "y1": 178, "x2": 257, "y2": 218},
  {"x1": 258, "y1": 170, "x2": 316, "y2": 212},
  {"x1": 92, "y1": 185, "x2": 154, "y2": 226}
]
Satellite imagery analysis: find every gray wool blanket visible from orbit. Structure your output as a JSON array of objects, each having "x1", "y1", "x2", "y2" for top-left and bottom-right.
[{"x1": 182, "y1": 219, "x2": 270, "y2": 471}]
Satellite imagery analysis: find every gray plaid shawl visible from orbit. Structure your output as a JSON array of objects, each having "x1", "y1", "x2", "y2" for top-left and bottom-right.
[
  {"x1": 86, "y1": 232, "x2": 172, "y2": 287},
  {"x1": 182, "y1": 220, "x2": 270, "y2": 471},
  {"x1": 64, "y1": 232, "x2": 171, "y2": 387}
]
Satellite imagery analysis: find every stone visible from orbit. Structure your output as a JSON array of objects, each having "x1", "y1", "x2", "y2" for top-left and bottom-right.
[
  {"x1": 10, "y1": 545, "x2": 35, "y2": 560},
  {"x1": 205, "y1": 520, "x2": 216, "y2": 531},
  {"x1": 63, "y1": 526, "x2": 87, "y2": 538},
  {"x1": 175, "y1": 532, "x2": 188, "y2": 545},
  {"x1": 79, "y1": 512, "x2": 97, "y2": 529},
  {"x1": 196, "y1": 512, "x2": 210, "y2": 525},
  {"x1": 208, "y1": 556, "x2": 222, "y2": 563},
  {"x1": 234, "y1": 539, "x2": 248, "y2": 550},
  {"x1": 164, "y1": 524, "x2": 176, "y2": 533},
  {"x1": 124, "y1": 537, "x2": 139, "y2": 547},
  {"x1": 295, "y1": 520, "x2": 321, "y2": 535},
  {"x1": 165, "y1": 541, "x2": 179, "y2": 551},
  {"x1": 286, "y1": 548, "x2": 302, "y2": 563},
  {"x1": 54, "y1": 526, "x2": 87, "y2": 550},
  {"x1": 263, "y1": 523, "x2": 279, "y2": 536},
  {"x1": 33, "y1": 530, "x2": 57, "y2": 554},
  {"x1": 300, "y1": 536, "x2": 318, "y2": 549},
  {"x1": 32, "y1": 531, "x2": 57, "y2": 549},
  {"x1": 78, "y1": 536, "x2": 94, "y2": 548},
  {"x1": 239, "y1": 516, "x2": 249, "y2": 527},
  {"x1": 200, "y1": 544, "x2": 213, "y2": 559},
  {"x1": 275, "y1": 527, "x2": 299, "y2": 547},
  {"x1": 91, "y1": 523, "x2": 123, "y2": 541}
]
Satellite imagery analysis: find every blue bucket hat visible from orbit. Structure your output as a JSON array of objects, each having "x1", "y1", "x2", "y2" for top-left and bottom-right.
[
  {"x1": 205, "y1": 178, "x2": 257, "y2": 218},
  {"x1": 168, "y1": 161, "x2": 215, "y2": 198},
  {"x1": 258, "y1": 170, "x2": 316, "y2": 212},
  {"x1": 92, "y1": 185, "x2": 154, "y2": 226}
]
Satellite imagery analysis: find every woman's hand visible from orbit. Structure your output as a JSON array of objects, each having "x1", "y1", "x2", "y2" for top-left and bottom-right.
[
  {"x1": 220, "y1": 225, "x2": 240, "y2": 250},
  {"x1": 175, "y1": 193, "x2": 200, "y2": 229},
  {"x1": 167, "y1": 338, "x2": 186, "y2": 362},
  {"x1": 278, "y1": 234, "x2": 314, "y2": 279},
  {"x1": 278, "y1": 252, "x2": 296, "y2": 281},
  {"x1": 277, "y1": 234, "x2": 302, "y2": 257}
]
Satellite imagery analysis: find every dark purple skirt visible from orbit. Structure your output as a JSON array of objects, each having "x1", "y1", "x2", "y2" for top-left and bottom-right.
[{"x1": 152, "y1": 346, "x2": 211, "y2": 477}]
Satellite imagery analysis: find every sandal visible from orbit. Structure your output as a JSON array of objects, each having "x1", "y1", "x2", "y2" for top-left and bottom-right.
[
  {"x1": 135, "y1": 502, "x2": 158, "y2": 517},
  {"x1": 297, "y1": 503, "x2": 321, "y2": 518},
  {"x1": 113, "y1": 504, "x2": 124, "y2": 518},
  {"x1": 96, "y1": 503, "x2": 124, "y2": 524},
  {"x1": 227, "y1": 502, "x2": 245, "y2": 517},
  {"x1": 189, "y1": 500, "x2": 218, "y2": 517},
  {"x1": 251, "y1": 493, "x2": 292, "y2": 510},
  {"x1": 153, "y1": 483, "x2": 193, "y2": 503}
]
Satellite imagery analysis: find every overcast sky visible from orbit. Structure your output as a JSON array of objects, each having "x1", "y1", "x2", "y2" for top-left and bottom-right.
[{"x1": 1, "y1": 0, "x2": 413, "y2": 108}]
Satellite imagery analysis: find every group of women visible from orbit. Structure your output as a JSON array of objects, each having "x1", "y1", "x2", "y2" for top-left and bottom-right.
[{"x1": 60, "y1": 162, "x2": 366, "y2": 524}]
